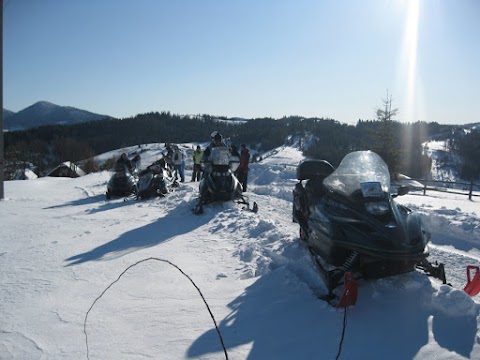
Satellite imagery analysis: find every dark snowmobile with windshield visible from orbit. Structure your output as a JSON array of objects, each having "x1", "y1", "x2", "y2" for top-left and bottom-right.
[
  {"x1": 106, "y1": 155, "x2": 141, "y2": 199},
  {"x1": 193, "y1": 147, "x2": 257, "y2": 214},
  {"x1": 293, "y1": 150, "x2": 446, "y2": 305},
  {"x1": 135, "y1": 158, "x2": 178, "y2": 199}
]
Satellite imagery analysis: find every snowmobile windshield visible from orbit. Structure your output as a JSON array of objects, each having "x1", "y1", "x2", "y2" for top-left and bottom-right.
[
  {"x1": 323, "y1": 151, "x2": 390, "y2": 198},
  {"x1": 209, "y1": 147, "x2": 231, "y2": 166}
]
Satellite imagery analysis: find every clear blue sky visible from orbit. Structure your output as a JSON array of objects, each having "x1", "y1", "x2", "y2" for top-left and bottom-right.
[{"x1": 4, "y1": 0, "x2": 480, "y2": 125}]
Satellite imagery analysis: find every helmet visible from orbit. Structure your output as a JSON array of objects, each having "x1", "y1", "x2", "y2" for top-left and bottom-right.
[
  {"x1": 213, "y1": 132, "x2": 222, "y2": 142},
  {"x1": 210, "y1": 131, "x2": 219, "y2": 138}
]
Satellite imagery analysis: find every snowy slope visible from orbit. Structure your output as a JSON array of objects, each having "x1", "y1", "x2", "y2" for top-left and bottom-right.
[
  {"x1": 423, "y1": 140, "x2": 466, "y2": 183},
  {"x1": 1, "y1": 145, "x2": 479, "y2": 360}
]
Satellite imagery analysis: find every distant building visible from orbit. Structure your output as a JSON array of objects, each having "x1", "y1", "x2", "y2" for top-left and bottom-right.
[
  {"x1": 46, "y1": 162, "x2": 86, "y2": 178},
  {"x1": 13, "y1": 168, "x2": 38, "y2": 180}
]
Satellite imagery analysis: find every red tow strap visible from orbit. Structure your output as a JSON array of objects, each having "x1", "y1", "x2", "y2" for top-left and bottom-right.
[
  {"x1": 464, "y1": 265, "x2": 480, "y2": 297},
  {"x1": 336, "y1": 272, "x2": 358, "y2": 308}
]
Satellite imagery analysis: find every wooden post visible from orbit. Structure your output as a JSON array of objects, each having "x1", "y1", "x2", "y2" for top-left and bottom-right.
[
  {"x1": 423, "y1": 179, "x2": 427, "y2": 195},
  {"x1": 469, "y1": 180, "x2": 473, "y2": 200}
]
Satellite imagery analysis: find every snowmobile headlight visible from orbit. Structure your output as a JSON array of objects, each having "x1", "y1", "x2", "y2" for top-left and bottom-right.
[{"x1": 364, "y1": 201, "x2": 390, "y2": 216}]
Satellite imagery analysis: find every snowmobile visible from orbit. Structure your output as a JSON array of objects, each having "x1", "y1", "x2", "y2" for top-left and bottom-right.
[
  {"x1": 106, "y1": 155, "x2": 141, "y2": 199},
  {"x1": 293, "y1": 150, "x2": 447, "y2": 306},
  {"x1": 193, "y1": 146, "x2": 258, "y2": 214},
  {"x1": 135, "y1": 158, "x2": 178, "y2": 200}
]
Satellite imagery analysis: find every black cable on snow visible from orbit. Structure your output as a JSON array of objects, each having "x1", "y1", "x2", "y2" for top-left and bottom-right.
[
  {"x1": 335, "y1": 304, "x2": 349, "y2": 360},
  {"x1": 84, "y1": 257, "x2": 229, "y2": 360}
]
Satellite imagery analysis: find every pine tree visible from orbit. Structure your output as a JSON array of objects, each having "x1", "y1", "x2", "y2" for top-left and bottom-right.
[{"x1": 371, "y1": 92, "x2": 402, "y2": 177}]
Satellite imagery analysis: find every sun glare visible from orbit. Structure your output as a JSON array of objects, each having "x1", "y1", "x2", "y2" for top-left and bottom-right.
[
  {"x1": 400, "y1": 0, "x2": 425, "y2": 171},
  {"x1": 404, "y1": 0, "x2": 420, "y2": 123}
]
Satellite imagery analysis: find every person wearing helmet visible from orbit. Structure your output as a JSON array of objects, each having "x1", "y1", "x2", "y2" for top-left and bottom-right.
[
  {"x1": 116, "y1": 152, "x2": 134, "y2": 172},
  {"x1": 213, "y1": 132, "x2": 223, "y2": 146},
  {"x1": 203, "y1": 131, "x2": 226, "y2": 160},
  {"x1": 200, "y1": 131, "x2": 228, "y2": 177}
]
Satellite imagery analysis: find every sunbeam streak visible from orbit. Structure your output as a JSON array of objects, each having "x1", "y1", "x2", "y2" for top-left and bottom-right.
[{"x1": 404, "y1": 0, "x2": 420, "y2": 123}]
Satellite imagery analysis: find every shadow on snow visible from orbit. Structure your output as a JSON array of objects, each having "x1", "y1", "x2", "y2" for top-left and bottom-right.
[
  {"x1": 187, "y1": 267, "x2": 478, "y2": 360},
  {"x1": 64, "y1": 204, "x2": 214, "y2": 266}
]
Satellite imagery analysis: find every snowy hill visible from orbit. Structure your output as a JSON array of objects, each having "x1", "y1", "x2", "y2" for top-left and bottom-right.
[
  {"x1": 1, "y1": 145, "x2": 479, "y2": 359},
  {"x1": 4, "y1": 101, "x2": 112, "y2": 131},
  {"x1": 423, "y1": 140, "x2": 463, "y2": 182}
]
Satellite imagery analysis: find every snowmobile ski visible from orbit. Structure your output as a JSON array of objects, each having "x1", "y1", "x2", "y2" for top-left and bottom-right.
[
  {"x1": 237, "y1": 194, "x2": 258, "y2": 213},
  {"x1": 192, "y1": 196, "x2": 258, "y2": 215},
  {"x1": 309, "y1": 248, "x2": 360, "y2": 307},
  {"x1": 193, "y1": 198, "x2": 204, "y2": 215},
  {"x1": 415, "y1": 259, "x2": 448, "y2": 285}
]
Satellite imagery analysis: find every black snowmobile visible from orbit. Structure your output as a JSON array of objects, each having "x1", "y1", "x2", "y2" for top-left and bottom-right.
[
  {"x1": 135, "y1": 158, "x2": 178, "y2": 200},
  {"x1": 293, "y1": 151, "x2": 446, "y2": 305},
  {"x1": 106, "y1": 155, "x2": 140, "y2": 199},
  {"x1": 193, "y1": 146, "x2": 257, "y2": 214}
]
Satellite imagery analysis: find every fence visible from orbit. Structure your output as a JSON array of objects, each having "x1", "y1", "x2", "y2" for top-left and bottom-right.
[{"x1": 408, "y1": 178, "x2": 480, "y2": 200}]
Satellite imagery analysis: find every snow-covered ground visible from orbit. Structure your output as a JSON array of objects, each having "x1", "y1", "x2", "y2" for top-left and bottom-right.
[{"x1": 1, "y1": 145, "x2": 479, "y2": 360}]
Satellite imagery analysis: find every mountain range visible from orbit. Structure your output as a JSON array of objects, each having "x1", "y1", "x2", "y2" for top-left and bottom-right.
[{"x1": 3, "y1": 101, "x2": 112, "y2": 131}]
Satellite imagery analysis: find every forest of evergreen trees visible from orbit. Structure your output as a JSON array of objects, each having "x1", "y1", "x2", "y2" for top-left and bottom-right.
[
  {"x1": 4, "y1": 110, "x2": 475, "y2": 180},
  {"x1": 448, "y1": 128, "x2": 480, "y2": 180}
]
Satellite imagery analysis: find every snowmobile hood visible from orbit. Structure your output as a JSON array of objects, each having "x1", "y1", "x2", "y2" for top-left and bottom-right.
[{"x1": 323, "y1": 151, "x2": 390, "y2": 199}]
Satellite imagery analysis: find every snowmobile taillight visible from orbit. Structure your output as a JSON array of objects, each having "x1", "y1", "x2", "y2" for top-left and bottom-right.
[{"x1": 364, "y1": 201, "x2": 390, "y2": 216}]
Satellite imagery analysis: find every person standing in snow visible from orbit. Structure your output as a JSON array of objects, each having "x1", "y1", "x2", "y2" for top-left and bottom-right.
[
  {"x1": 237, "y1": 144, "x2": 250, "y2": 192},
  {"x1": 191, "y1": 145, "x2": 203, "y2": 182},
  {"x1": 172, "y1": 146, "x2": 185, "y2": 182},
  {"x1": 180, "y1": 151, "x2": 186, "y2": 183},
  {"x1": 164, "y1": 144, "x2": 174, "y2": 169}
]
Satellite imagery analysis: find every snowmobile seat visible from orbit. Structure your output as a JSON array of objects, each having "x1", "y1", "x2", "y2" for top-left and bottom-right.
[
  {"x1": 297, "y1": 159, "x2": 334, "y2": 181},
  {"x1": 297, "y1": 160, "x2": 334, "y2": 200}
]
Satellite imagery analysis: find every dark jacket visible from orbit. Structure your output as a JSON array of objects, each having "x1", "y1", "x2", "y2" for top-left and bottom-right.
[
  {"x1": 239, "y1": 148, "x2": 250, "y2": 171},
  {"x1": 117, "y1": 156, "x2": 133, "y2": 172}
]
